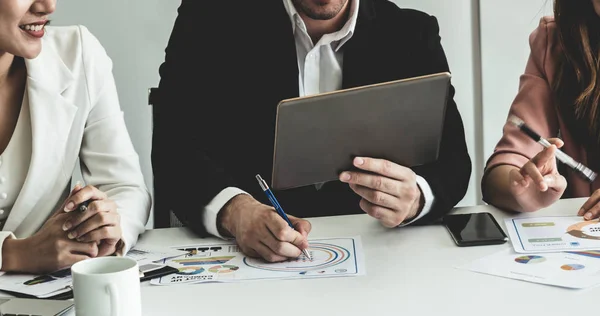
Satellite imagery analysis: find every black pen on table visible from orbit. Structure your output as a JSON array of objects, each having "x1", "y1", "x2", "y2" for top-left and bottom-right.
[
  {"x1": 508, "y1": 115, "x2": 598, "y2": 182},
  {"x1": 255, "y1": 174, "x2": 312, "y2": 260}
]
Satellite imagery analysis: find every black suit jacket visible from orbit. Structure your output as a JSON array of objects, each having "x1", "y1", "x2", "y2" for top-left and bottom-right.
[{"x1": 152, "y1": 0, "x2": 472, "y2": 235}]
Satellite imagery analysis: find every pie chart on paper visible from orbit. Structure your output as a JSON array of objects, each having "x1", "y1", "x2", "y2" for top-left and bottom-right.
[
  {"x1": 514, "y1": 255, "x2": 546, "y2": 264},
  {"x1": 560, "y1": 264, "x2": 585, "y2": 271},
  {"x1": 208, "y1": 265, "x2": 239, "y2": 274}
]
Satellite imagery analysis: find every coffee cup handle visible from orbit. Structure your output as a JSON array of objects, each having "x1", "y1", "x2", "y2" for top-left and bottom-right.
[{"x1": 106, "y1": 283, "x2": 119, "y2": 316}]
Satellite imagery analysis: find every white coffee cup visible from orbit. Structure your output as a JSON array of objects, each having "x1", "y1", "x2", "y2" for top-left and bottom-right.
[{"x1": 71, "y1": 256, "x2": 142, "y2": 316}]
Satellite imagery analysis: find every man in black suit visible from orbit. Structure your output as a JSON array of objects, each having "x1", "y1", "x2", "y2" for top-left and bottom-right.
[{"x1": 152, "y1": 0, "x2": 471, "y2": 262}]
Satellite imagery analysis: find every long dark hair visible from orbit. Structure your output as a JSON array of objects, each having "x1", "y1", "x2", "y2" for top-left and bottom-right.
[{"x1": 553, "y1": 0, "x2": 600, "y2": 143}]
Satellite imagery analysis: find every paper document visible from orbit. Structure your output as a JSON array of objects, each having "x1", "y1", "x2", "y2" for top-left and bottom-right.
[
  {"x1": 0, "y1": 268, "x2": 72, "y2": 298},
  {"x1": 461, "y1": 248, "x2": 600, "y2": 289},
  {"x1": 505, "y1": 216, "x2": 600, "y2": 253},
  {"x1": 0, "y1": 246, "x2": 186, "y2": 298},
  {"x1": 151, "y1": 236, "x2": 365, "y2": 285},
  {"x1": 125, "y1": 246, "x2": 188, "y2": 266}
]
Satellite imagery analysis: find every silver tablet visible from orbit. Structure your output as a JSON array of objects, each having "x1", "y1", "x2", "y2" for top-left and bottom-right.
[{"x1": 271, "y1": 72, "x2": 451, "y2": 190}]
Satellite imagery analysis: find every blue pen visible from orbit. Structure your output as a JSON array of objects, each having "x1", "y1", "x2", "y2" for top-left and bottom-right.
[{"x1": 255, "y1": 174, "x2": 312, "y2": 260}]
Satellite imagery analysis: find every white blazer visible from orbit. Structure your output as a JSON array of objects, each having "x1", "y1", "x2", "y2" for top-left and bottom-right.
[{"x1": 0, "y1": 25, "x2": 151, "y2": 267}]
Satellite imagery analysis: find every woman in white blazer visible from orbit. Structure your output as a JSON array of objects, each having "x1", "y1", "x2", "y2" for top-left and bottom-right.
[{"x1": 0, "y1": 0, "x2": 151, "y2": 273}]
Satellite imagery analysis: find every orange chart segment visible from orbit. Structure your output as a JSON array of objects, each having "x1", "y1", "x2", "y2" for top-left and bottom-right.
[{"x1": 560, "y1": 264, "x2": 585, "y2": 271}]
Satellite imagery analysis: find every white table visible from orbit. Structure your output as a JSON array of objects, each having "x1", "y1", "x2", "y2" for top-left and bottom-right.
[{"x1": 134, "y1": 198, "x2": 598, "y2": 315}]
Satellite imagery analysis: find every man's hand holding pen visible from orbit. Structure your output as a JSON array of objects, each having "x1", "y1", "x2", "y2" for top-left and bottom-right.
[{"x1": 218, "y1": 194, "x2": 311, "y2": 263}]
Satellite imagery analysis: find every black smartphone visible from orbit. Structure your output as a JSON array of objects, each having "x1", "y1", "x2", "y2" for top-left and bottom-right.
[{"x1": 442, "y1": 212, "x2": 508, "y2": 247}]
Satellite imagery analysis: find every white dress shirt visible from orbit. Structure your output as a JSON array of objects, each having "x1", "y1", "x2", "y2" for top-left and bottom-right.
[
  {"x1": 0, "y1": 93, "x2": 32, "y2": 228},
  {"x1": 202, "y1": 0, "x2": 435, "y2": 238}
]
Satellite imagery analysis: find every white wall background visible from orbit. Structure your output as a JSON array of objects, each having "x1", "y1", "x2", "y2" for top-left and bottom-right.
[
  {"x1": 50, "y1": 0, "x2": 554, "y2": 226},
  {"x1": 480, "y1": 0, "x2": 554, "y2": 160}
]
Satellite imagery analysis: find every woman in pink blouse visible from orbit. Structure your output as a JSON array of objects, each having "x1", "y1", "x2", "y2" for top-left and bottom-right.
[{"x1": 483, "y1": 0, "x2": 600, "y2": 219}]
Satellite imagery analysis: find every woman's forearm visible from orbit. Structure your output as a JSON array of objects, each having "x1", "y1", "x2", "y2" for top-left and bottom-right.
[{"x1": 1, "y1": 238, "x2": 26, "y2": 272}]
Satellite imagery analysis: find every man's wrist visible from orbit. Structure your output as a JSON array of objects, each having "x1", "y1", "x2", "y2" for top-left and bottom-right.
[
  {"x1": 404, "y1": 186, "x2": 425, "y2": 223},
  {"x1": 218, "y1": 194, "x2": 255, "y2": 238}
]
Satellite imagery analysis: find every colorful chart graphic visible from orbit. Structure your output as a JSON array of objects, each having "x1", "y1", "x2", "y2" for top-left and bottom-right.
[
  {"x1": 208, "y1": 265, "x2": 239, "y2": 274},
  {"x1": 567, "y1": 251, "x2": 600, "y2": 259},
  {"x1": 243, "y1": 243, "x2": 351, "y2": 272},
  {"x1": 514, "y1": 255, "x2": 546, "y2": 264},
  {"x1": 177, "y1": 266, "x2": 205, "y2": 275},
  {"x1": 566, "y1": 220, "x2": 600, "y2": 240},
  {"x1": 173, "y1": 256, "x2": 234, "y2": 266},
  {"x1": 560, "y1": 264, "x2": 585, "y2": 271}
]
